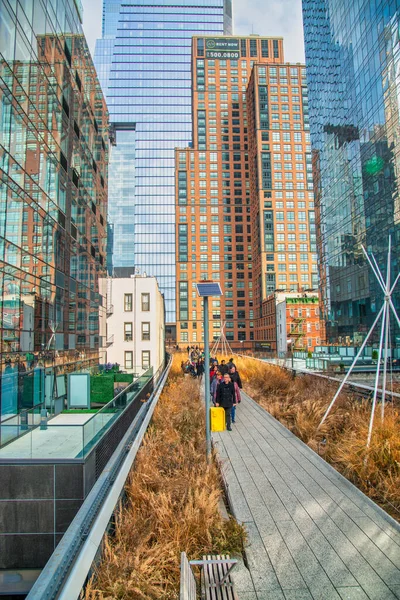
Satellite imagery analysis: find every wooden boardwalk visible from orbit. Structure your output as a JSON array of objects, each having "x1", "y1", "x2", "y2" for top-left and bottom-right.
[{"x1": 212, "y1": 392, "x2": 400, "y2": 600}]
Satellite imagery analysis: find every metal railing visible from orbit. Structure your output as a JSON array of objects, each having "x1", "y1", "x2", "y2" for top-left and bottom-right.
[{"x1": 234, "y1": 353, "x2": 400, "y2": 403}]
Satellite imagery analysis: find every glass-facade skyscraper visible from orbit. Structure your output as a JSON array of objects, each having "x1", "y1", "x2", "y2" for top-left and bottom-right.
[
  {"x1": 94, "y1": 0, "x2": 232, "y2": 324},
  {"x1": 303, "y1": 0, "x2": 400, "y2": 344},
  {"x1": 0, "y1": 0, "x2": 108, "y2": 424}
]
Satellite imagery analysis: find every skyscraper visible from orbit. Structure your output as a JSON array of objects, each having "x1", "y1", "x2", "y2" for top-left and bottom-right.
[
  {"x1": 0, "y1": 0, "x2": 109, "y2": 424},
  {"x1": 94, "y1": 0, "x2": 232, "y2": 327},
  {"x1": 175, "y1": 36, "x2": 317, "y2": 349},
  {"x1": 303, "y1": 0, "x2": 400, "y2": 344}
]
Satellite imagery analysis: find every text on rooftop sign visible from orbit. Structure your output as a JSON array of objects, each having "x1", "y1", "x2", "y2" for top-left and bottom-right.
[{"x1": 205, "y1": 38, "x2": 239, "y2": 60}]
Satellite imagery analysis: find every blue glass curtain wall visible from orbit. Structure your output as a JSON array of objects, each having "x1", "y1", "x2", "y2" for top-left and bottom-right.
[{"x1": 95, "y1": 0, "x2": 231, "y2": 323}]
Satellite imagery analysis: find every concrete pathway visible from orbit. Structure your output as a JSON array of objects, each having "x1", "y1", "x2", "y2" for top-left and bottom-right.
[{"x1": 212, "y1": 391, "x2": 400, "y2": 600}]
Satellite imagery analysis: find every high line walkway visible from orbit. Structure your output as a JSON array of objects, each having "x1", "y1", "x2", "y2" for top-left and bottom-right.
[{"x1": 212, "y1": 391, "x2": 400, "y2": 600}]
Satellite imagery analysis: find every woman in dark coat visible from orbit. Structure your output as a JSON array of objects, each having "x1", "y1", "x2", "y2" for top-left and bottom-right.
[
  {"x1": 215, "y1": 372, "x2": 237, "y2": 431},
  {"x1": 229, "y1": 366, "x2": 242, "y2": 389}
]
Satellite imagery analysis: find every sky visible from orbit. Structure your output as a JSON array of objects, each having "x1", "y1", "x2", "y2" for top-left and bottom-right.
[{"x1": 81, "y1": 0, "x2": 305, "y2": 64}]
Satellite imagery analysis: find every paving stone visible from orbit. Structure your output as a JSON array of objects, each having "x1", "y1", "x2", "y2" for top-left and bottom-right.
[
  {"x1": 276, "y1": 520, "x2": 340, "y2": 599},
  {"x1": 294, "y1": 516, "x2": 358, "y2": 587},
  {"x1": 327, "y1": 506, "x2": 400, "y2": 586},
  {"x1": 255, "y1": 591, "x2": 286, "y2": 600},
  {"x1": 283, "y1": 591, "x2": 314, "y2": 600},
  {"x1": 362, "y1": 583, "x2": 399, "y2": 599},
  {"x1": 336, "y1": 587, "x2": 369, "y2": 599},
  {"x1": 230, "y1": 554, "x2": 256, "y2": 593},
  {"x1": 389, "y1": 585, "x2": 400, "y2": 599},
  {"x1": 314, "y1": 517, "x2": 385, "y2": 588},
  {"x1": 352, "y1": 517, "x2": 400, "y2": 569},
  {"x1": 259, "y1": 530, "x2": 307, "y2": 590},
  {"x1": 240, "y1": 452, "x2": 292, "y2": 523},
  {"x1": 239, "y1": 593, "x2": 258, "y2": 600},
  {"x1": 221, "y1": 465, "x2": 254, "y2": 523},
  {"x1": 244, "y1": 522, "x2": 282, "y2": 592}
]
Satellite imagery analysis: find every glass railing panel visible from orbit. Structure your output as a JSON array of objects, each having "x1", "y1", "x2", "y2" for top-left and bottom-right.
[
  {"x1": 81, "y1": 368, "x2": 152, "y2": 458},
  {"x1": 0, "y1": 365, "x2": 156, "y2": 459}
]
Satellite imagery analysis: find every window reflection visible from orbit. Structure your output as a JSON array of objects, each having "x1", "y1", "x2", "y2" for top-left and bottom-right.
[{"x1": 0, "y1": 3, "x2": 109, "y2": 421}]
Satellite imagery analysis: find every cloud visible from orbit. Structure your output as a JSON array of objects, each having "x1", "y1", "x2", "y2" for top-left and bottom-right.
[
  {"x1": 82, "y1": 0, "x2": 305, "y2": 63},
  {"x1": 233, "y1": 0, "x2": 305, "y2": 63}
]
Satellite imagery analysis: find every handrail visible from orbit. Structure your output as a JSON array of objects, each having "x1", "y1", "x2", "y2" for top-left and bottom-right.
[
  {"x1": 234, "y1": 353, "x2": 400, "y2": 401},
  {"x1": 26, "y1": 354, "x2": 171, "y2": 600}
]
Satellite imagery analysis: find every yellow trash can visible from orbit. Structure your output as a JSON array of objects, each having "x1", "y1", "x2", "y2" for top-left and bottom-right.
[{"x1": 210, "y1": 407, "x2": 226, "y2": 432}]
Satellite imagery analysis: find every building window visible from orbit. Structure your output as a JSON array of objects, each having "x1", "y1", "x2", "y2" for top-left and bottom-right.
[
  {"x1": 141, "y1": 322, "x2": 150, "y2": 341},
  {"x1": 142, "y1": 350, "x2": 151, "y2": 369},
  {"x1": 125, "y1": 351, "x2": 133, "y2": 369},
  {"x1": 141, "y1": 293, "x2": 150, "y2": 311},
  {"x1": 124, "y1": 322, "x2": 133, "y2": 342},
  {"x1": 124, "y1": 293, "x2": 132, "y2": 311}
]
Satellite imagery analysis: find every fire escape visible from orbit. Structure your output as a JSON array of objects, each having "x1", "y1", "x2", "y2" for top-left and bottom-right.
[{"x1": 290, "y1": 318, "x2": 306, "y2": 350}]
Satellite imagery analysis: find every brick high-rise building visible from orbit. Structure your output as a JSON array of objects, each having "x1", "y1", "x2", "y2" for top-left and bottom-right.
[
  {"x1": 246, "y1": 62, "x2": 319, "y2": 347},
  {"x1": 175, "y1": 35, "x2": 318, "y2": 350}
]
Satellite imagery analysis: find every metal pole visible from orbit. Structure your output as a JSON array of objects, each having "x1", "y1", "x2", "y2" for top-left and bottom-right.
[
  {"x1": 381, "y1": 237, "x2": 391, "y2": 421},
  {"x1": 319, "y1": 303, "x2": 385, "y2": 428},
  {"x1": 381, "y1": 301, "x2": 390, "y2": 421},
  {"x1": 367, "y1": 302, "x2": 386, "y2": 448},
  {"x1": 204, "y1": 296, "x2": 211, "y2": 462}
]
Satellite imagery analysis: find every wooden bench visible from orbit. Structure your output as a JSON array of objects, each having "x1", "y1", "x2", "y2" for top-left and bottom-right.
[{"x1": 180, "y1": 551, "x2": 238, "y2": 599}]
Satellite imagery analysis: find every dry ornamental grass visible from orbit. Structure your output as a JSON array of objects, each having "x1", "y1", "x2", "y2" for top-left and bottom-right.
[{"x1": 83, "y1": 353, "x2": 246, "y2": 600}]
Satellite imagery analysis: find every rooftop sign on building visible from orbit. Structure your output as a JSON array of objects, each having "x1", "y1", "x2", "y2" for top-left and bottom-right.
[{"x1": 205, "y1": 38, "x2": 239, "y2": 59}]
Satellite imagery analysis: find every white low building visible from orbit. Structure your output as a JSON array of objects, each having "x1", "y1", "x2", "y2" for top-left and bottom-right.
[{"x1": 99, "y1": 272, "x2": 165, "y2": 374}]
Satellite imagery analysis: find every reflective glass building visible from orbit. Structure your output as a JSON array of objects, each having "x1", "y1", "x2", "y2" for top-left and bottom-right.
[
  {"x1": 94, "y1": 0, "x2": 232, "y2": 324},
  {"x1": 303, "y1": 0, "x2": 400, "y2": 343},
  {"x1": 0, "y1": 0, "x2": 108, "y2": 424}
]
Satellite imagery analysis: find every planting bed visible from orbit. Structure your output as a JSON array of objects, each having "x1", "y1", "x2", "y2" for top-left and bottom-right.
[{"x1": 84, "y1": 353, "x2": 245, "y2": 600}]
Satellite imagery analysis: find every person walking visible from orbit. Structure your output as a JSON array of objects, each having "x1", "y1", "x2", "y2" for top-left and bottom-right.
[
  {"x1": 227, "y1": 357, "x2": 236, "y2": 370},
  {"x1": 231, "y1": 380, "x2": 241, "y2": 423},
  {"x1": 209, "y1": 364, "x2": 218, "y2": 383},
  {"x1": 229, "y1": 365, "x2": 242, "y2": 390},
  {"x1": 210, "y1": 370, "x2": 222, "y2": 406},
  {"x1": 196, "y1": 358, "x2": 204, "y2": 381},
  {"x1": 215, "y1": 372, "x2": 236, "y2": 431},
  {"x1": 219, "y1": 359, "x2": 229, "y2": 375}
]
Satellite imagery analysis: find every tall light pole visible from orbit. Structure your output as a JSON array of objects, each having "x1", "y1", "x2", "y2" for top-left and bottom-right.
[{"x1": 196, "y1": 282, "x2": 223, "y2": 462}]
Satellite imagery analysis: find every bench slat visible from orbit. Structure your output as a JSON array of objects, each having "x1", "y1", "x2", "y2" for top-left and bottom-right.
[
  {"x1": 213, "y1": 555, "x2": 224, "y2": 600},
  {"x1": 180, "y1": 552, "x2": 197, "y2": 600},
  {"x1": 204, "y1": 554, "x2": 217, "y2": 600},
  {"x1": 202, "y1": 554, "x2": 237, "y2": 600}
]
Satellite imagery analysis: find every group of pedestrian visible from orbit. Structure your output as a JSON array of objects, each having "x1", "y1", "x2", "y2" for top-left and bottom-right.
[
  {"x1": 181, "y1": 345, "x2": 205, "y2": 379},
  {"x1": 210, "y1": 357, "x2": 243, "y2": 431}
]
